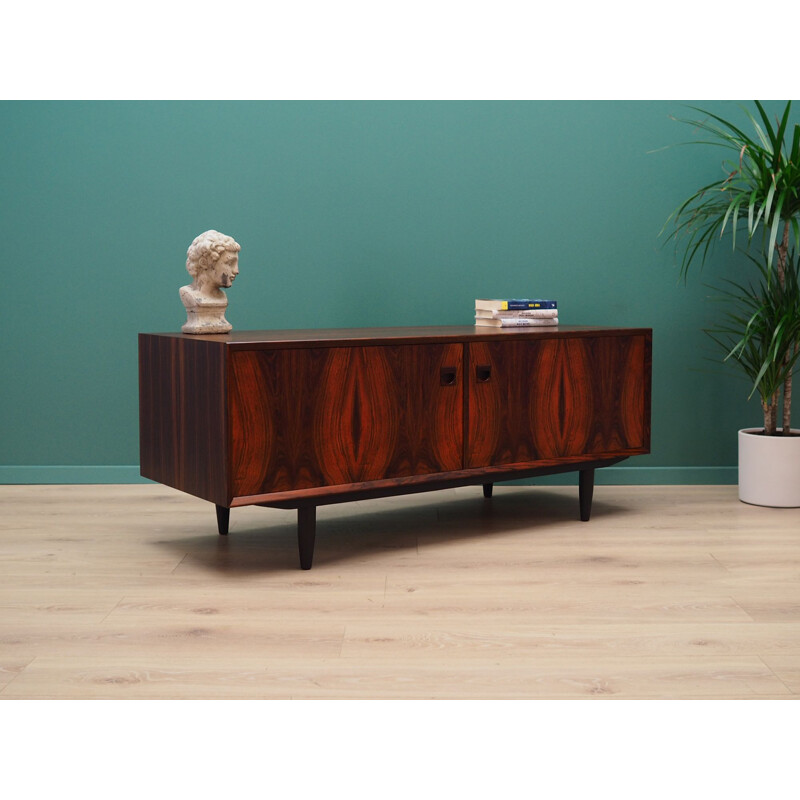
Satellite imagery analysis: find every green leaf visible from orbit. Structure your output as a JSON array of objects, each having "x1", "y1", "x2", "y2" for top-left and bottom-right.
[
  {"x1": 660, "y1": 101, "x2": 800, "y2": 288},
  {"x1": 767, "y1": 191, "x2": 787, "y2": 269},
  {"x1": 746, "y1": 115, "x2": 773, "y2": 154},
  {"x1": 762, "y1": 180, "x2": 777, "y2": 234},
  {"x1": 751, "y1": 191, "x2": 767, "y2": 235},
  {"x1": 685, "y1": 105, "x2": 757, "y2": 149},
  {"x1": 731, "y1": 196, "x2": 746, "y2": 250},
  {"x1": 748, "y1": 188, "x2": 757, "y2": 233},
  {"x1": 772, "y1": 101, "x2": 792, "y2": 169},
  {"x1": 753, "y1": 101, "x2": 779, "y2": 151},
  {"x1": 790, "y1": 124, "x2": 800, "y2": 164},
  {"x1": 703, "y1": 249, "x2": 800, "y2": 404}
]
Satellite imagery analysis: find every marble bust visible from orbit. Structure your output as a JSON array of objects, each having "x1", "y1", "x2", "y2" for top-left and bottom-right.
[{"x1": 180, "y1": 230, "x2": 241, "y2": 334}]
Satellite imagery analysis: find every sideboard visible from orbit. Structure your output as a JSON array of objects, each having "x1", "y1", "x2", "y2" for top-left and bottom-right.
[{"x1": 139, "y1": 325, "x2": 652, "y2": 568}]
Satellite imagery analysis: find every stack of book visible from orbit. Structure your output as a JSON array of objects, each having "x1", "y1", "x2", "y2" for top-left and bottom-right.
[{"x1": 474, "y1": 299, "x2": 558, "y2": 327}]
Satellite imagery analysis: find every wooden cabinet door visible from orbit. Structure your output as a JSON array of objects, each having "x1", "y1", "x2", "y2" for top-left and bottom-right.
[
  {"x1": 467, "y1": 335, "x2": 650, "y2": 468},
  {"x1": 229, "y1": 343, "x2": 464, "y2": 498}
]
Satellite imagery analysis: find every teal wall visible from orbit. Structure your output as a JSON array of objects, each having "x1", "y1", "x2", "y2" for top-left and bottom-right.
[{"x1": 1, "y1": 100, "x2": 797, "y2": 484}]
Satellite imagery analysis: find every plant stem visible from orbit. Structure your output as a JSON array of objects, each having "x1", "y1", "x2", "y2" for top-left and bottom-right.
[
  {"x1": 763, "y1": 395, "x2": 778, "y2": 435},
  {"x1": 778, "y1": 222, "x2": 793, "y2": 434},
  {"x1": 777, "y1": 222, "x2": 789, "y2": 286}
]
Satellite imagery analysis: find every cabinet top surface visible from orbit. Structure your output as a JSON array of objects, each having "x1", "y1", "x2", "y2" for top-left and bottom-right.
[{"x1": 140, "y1": 325, "x2": 652, "y2": 349}]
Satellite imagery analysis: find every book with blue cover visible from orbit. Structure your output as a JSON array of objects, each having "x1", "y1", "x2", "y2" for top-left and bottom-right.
[{"x1": 475, "y1": 298, "x2": 557, "y2": 311}]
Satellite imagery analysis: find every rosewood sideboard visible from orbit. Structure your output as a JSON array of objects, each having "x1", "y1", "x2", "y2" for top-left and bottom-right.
[{"x1": 139, "y1": 326, "x2": 652, "y2": 568}]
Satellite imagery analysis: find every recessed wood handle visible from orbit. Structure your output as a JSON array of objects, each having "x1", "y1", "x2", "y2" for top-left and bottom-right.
[
  {"x1": 476, "y1": 364, "x2": 492, "y2": 382},
  {"x1": 440, "y1": 366, "x2": 457, "y2": 386}
]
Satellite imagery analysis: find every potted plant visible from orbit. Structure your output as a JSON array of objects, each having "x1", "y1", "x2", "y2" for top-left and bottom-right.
[
  {"x1": 663, "y1": 100, "x2": 800, "y2": 506},
  {"x1": 706, "y1": 252, "x2": 800, "y2": 505}
]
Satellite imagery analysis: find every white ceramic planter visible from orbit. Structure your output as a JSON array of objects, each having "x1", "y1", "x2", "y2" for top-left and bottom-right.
[{"x1": 738, "y1": 428, "x2": 800, "y2": 507}]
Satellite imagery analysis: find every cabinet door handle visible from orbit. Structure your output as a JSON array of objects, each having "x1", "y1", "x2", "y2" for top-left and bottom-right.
[
  {"x1": 476, "y1": 364, "x2": 492, "y2": 383},
  {"x1": 440, "y1": 366, "x2": 458, "y2": 386}
]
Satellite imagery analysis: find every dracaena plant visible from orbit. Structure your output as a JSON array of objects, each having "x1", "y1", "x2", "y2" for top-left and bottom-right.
[
  {"x1": 662, "y1": 100, "x2": 800, "y2": 434},
  {"x1": 705, "y1": 252, "x2": 800, "y2": 435}
]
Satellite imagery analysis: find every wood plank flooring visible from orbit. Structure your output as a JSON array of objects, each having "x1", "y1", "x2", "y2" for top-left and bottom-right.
[{"x1": 1, "y1": 483, "x2": 798, "y2": 699}]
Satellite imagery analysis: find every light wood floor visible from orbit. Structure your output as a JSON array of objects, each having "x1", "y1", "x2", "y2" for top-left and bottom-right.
[{"x1": 1, "y1": 482, "x2": 798, "y2": 699}]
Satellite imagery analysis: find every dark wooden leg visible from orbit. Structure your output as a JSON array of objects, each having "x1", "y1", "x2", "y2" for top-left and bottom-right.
[
  {"x1": 482, "y1": 483, "x2": 493, "y2": 498},
  {"x1": 297, "y1": 506, "x2": 317, "y2": 570},
  {"x1": 579, "y1": 469, "x2": 594, "y2": 522},
  {"x1": 216, "y1": 505, "x2": 230, "y2": 535}
]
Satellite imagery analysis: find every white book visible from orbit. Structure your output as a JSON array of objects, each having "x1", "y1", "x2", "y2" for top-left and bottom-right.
[
  {"x1": 475, "y1": 308, "x2": 558, "y2": 319},
  {"x1": 474, "y1": 316, "x2": 559, "y2": 327}
]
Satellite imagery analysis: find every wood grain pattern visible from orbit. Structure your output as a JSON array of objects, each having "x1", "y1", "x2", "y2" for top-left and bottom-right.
[
  {"x1": 146, "y1": 325, "x2": 652, "y2": 349},
  {"x1": 140, "y1": 327, "x2": 651, "y2": 508},
  {"x1": 229, "y1": 343, "x2": 464, "y2": 497},
  {"x1": 316, "y1": 346, "x2": 401, "y2": 484},
  {"x1": 1, "y1": 484, "x2": 798, "y2": 699},
  {"x1": 467, "y1": 335, "x2": 650, "y2": 468},
  {"x1": 530, "y1": 337, "x2": 594, "y2": 457},
  {"x1": 139, "y1": 334, "x2": 228, "y2": 506},
  {"x1": 140, "y1": 326, "x2": 651, "y2": 569},
  {"x1": 229, "y1": 348, "x2": 330, "y2": 496}
]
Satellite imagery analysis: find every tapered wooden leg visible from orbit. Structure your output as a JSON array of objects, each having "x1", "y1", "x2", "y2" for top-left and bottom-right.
[
  {"x1": 297, "y1": 506, "x2": 317, "y2": 570},
  {"x1": 216, "y1": 505, "x2": 230, "y2": 535},
  {"x1": 579, "y1": 469, "x2": 594, "y2": 522},
  {"x1": 482, "y1": 483, "x2": 493, "y2": 499}
]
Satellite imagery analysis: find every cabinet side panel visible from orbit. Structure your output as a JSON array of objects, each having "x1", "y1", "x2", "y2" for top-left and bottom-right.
[
  {"x1": 138, "y1": 335, "x2": 228, "y2": 505},
  {"x1": 641, "y1": 332, "x2": 653, "y2": 452},
  {"x1": 139, "y1": 334, "x2": 177, "y2": 487}
]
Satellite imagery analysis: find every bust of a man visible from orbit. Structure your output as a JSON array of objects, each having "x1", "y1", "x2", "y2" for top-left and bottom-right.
[{"x1": 180, "y1": 230, "x2": 241, "y2": 334}]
